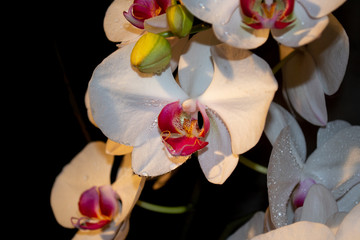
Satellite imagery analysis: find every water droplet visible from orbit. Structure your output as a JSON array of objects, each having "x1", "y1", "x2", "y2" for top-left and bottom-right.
[
  {"x1": 141, "y1": 172, "x2": 148, "y2": 177},
  {"x1": 199, "y1": 3, "x2": 205, "y2": 9}
]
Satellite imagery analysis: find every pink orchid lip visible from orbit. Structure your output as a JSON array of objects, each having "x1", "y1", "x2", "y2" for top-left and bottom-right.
[
  {"x1": 158, "y1": 100, "x2": 210, "y2": 156},
  {"x1": 240, "y1": 0, "x2": 295, "y2": 30},
  {"x1": 123, "y1": 0, "x2": 172, "y2": 29},
  {"x1": 292, "y1": 178, "x2": 316, "y2": 208},
  {"x1": 72, "y1": 185, "x2": 119, "y2": 230}
]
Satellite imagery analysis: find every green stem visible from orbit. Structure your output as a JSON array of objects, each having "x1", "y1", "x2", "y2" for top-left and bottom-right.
[
  {"x1": 158, "y1": 22, "x2": 212, "y2": 38},
  {"x1": 238, "y1": 155, "x2": 267, "y2": 175},
  {"x1": 272, "y1": 49, "x2": 298, "y2": 75},
  {"x1": 136, "y1": 200, "x2": 190, "y2": 214}
]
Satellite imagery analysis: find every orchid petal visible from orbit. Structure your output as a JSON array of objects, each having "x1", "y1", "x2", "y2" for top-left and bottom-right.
[
  {"x1": 335, "y1": 203, "x2": 360, "y2": 240},
  {"x1": 264, "y1": 207, "x2": 276, "y2": 231},
  {"x1": 303, "y1": 126, "x2": 360, "y2": 202},
  {"x1": 251, "y1": 221, "x2": 335, "y2": 240},
  {"x1": 85, "y1": 90, "x2": 97, "y2": 127},
  {"x1": 212, "y1": 8, "x2": 270, "y2": 49},
  {"x1": 113, "y1": 218, "x2": 130, "y2": 240},
  {"x1": 272, "y1": 2, "x2": 329, "y2": 47},
  {"x1": 199, "y1": 43, "x2": 277, "y2": 155},
  {"x1": 227, "y1": 212, "x2": 265, "y2": 240},
  {"x1": 336, "y1": 183, "x2": 360, "y2": 212},
  {"x1": 197, "y1": 109, "x2": 238, "y2": 184},
  {"x1": 306, "y1": 14, "x2": 349, "y2": 95},
  {"x1": 89, "y1": 43, "x2": 189, "y2": 148},
  {"x1": 325, "y1": 212, "x2": 347, "y2": 235},
  {"x1": 300, "y1": 184, "x2": 338, "y2": 224},
  {"x1": 316, "y1": 120, "x2": 351, "y2": 149},
  {"x1": 51, "y1": 142, "x2": 113, "y2": 228},
  {"x1": 281, "y1": 48, "x2": 328, "y2": 126},
  {"x1": 144, "y1": 14, "x2": 170, "y2": 33},
  {"x1": 131, "y1": 132, "x2": 189, "y2": 176},
  {"x1": 181, "y1": 0, "x2": 238, "y2": 25},
  {"x1": 112, "y1": 154, "x2": 145, "y2": 224},
  {"x1": 152, "y1": 172, "x2": 173, "y2": 190},
  {"x1": 268, "y1": 127, "x2": 304, "y2": 228},
  {"x1": 178, "y1": 29, "x2": 221, "y2": 98},
  {"x1": 105, "y1": 139, "x2": 133, "y2": 156},
  {"x1": 297, "y1": 0, "x2": 346, "y2": 18},
  {"x1": 104, "y1": 0, "x2": 144, "y2": 42},
  {"x1": 264, "y1": 102, "x2": 307, "y2": 160}
]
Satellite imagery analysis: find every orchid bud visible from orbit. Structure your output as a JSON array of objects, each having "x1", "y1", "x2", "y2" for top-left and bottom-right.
[
  {"x1": 166, "y1": 4, "x2": 194, "y2": 38},
  {"x1": 131, "y1": 32, "x2": 171, "y2": 73}
]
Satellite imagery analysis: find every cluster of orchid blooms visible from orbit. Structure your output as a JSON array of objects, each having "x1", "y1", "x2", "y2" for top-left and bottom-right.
[{"x1": 51, "y1": 0, "x2": 359, "y2": 239}]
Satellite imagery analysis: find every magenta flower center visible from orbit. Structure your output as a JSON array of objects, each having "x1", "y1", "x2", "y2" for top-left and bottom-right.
[
  {"x1": 292, "y1": 178, "x2": 316, "y2": 208},
  {"x1": 71, "y1": 185, "x2": 119, "y2": 230},
  {"x1": 240, "y1": 0, "x2": 295, "y2": 29},
  {"x1": 158, "y1": 100, "x2": 210, "y2": 156}
]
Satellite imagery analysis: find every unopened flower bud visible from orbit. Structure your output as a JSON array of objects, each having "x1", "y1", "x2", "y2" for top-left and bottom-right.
[
  {"x1": 131, "y1": 32, "x2": 172, "y2": 73},
  {"x1": 166, "y1": 5, "x2": 194, "y2": 38}
]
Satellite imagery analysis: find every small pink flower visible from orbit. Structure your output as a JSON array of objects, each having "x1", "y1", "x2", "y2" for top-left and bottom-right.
[
  {"x1": 123, "y1": 0, "x2": 173, "y2": 29},
  {"x1": 71, "y1": 185, "x2": 119, "y2": 230}
]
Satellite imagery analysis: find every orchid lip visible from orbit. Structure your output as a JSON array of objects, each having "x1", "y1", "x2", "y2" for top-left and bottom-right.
[
  {"x1": 240, "y1": 0, "x2": 295, "y2": 30},
  {"x1": 72, "y1": 185, "x2": 119, "y2": 230},
  {"x1": 158, "y1": 100, "x2": 210, "y2": 156},
  {"x1": 292, "y1": 178, "x2": 316, "y2": 208}
]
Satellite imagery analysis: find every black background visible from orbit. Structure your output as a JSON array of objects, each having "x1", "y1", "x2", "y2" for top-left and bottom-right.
[{"x1": 18, "y1": 0, "x2": 360, "y2": 239}]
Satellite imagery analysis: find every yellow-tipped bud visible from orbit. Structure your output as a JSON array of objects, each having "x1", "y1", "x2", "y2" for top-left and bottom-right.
[
  {"x1": 131, "y1": 33, "x2": 172, "y2": 74},
  {"x1": 166, "y1": 5, "x2": 194, "y2": 38}
]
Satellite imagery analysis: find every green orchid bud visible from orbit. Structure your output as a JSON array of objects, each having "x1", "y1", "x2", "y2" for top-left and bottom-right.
[
  {"x1": 131, "y1": 32, "x2": 172, "y2": 74},
  {"x1": 166, "y1": 4, "x2": 194, "y2": 38}
]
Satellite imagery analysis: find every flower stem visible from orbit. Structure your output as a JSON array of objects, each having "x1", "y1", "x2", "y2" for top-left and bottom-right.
[
  {"x1": 136, "y1": 200, "x2": 190, "y2": 214},
  {"x1": 158, "y1": 22, "x2": 212, "y2": 38},
  {"x1": 272, "y1": 49, "x2": 298, "y2": 75},
  {"x1": 238, "y1": 155, "x2": 267, "y2": 175}
]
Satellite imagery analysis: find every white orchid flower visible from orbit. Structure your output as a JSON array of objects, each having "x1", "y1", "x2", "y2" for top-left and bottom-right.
[
  {"x1": 227, "y1": 184, "x2": 360, "y2": 240},
  {"x1": 252, "y1": 202, "x2": 360, "y2": 240},
  {"x1": 181, "y1": 0, "x2": 346, "y2": 49},
  {"x1": 264, "y1": 103, "x2": 360, "y2": 228},
  {"x1": 51, "y1": 142, "x2": 145, "y2": 240},
  {"x1": 88, "y1": 30, "x2": 278, "y2": 184},
  {"x1": 279, "y1": 14, "x2": 349, "y2": 126}
]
